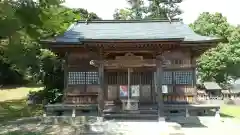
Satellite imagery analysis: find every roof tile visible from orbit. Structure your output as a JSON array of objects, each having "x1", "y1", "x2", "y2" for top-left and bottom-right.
[{"x1": 55, "y1": 20, "x2": 219, "y2": 43}]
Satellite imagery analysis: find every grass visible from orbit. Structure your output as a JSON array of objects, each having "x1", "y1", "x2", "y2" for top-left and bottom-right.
[
  {"x1": 0, "y1": 86, "x2": 43, "y2": 123},
  {"x1": 0, "y1": 86, "x2": 43, "y2": 102},
  {"x1": 220, "y1": 105, "x2": 240, "y2": 118},
  {"x1": 0, "y1": 99, "x2": 43, "y2": 122}
]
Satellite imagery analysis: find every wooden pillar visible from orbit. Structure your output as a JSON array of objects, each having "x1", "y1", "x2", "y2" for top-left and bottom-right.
[
  {"x1": 98, "y1": 60, "x2": 105, "y2": 116},
  {"x1": 185, "y1": 107, "x2": 189, "y2": 117},
  {"x1": 190, "y1": 50, "x2": 197, "y2": 103},
  {"x1": 156, "y1": 55, "x2": 165, "y2": 121},
  {"x1": 64, "y1": 52, "x2": 69, "y2": 90},
  {"x1": 127, "y1": 68, "x2": 131, "y2": 100},
  {"x1": 126, "y1": 68, "x2": 131, "y2": 110}
]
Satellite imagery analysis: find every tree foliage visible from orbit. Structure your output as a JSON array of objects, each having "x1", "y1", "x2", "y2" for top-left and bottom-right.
[
  {"x1": 0, "y1": 0, "x2": 100, "y2": 103},
  {"x1": 191, "y1": 12, "x2": 240, "y2": 84},
  {"x1": 113, "y1": 8, "x2": 133, "y2": 20},
  {"x1": 189, "y1": 12, "x2": 233, "y2": 42},
  {"x1": 113, "y1": 0, "x2": 146, "y2": 20},
  {"x1": 113, "y1": 0, "x2": 182, "y2": 20},
  {"x1": 147, "y1": 0, "x2": 182, "y2": 19}
]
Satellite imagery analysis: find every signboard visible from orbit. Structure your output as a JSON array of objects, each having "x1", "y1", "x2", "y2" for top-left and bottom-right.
[
  {"x1": 120, "y1": 85, "x2": 128, "y2": 97},
  {"x1": 131, "y1": 85, "x2": 140, "y2": 97},
  {"x1": 162, "y1": 85, "x2": 168, "y2": 93}
]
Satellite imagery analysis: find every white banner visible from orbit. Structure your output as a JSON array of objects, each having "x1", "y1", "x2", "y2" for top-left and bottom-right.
[
  {"x1": 131, "y1": 85, "x2": 140, "y2": 97},
  {"x1": 162, "y1": 85, "x2": 168, "y2": 93}
]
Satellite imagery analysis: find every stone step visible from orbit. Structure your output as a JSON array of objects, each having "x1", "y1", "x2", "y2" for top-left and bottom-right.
[
  {"x1": 103, "y1": 113, "x2": 159, "y2": 120},
  {"x1": 103, "y1": 109, "x2": 158, "y2": 114}
]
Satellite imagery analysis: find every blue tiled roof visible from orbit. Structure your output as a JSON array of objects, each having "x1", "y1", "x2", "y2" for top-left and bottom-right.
[{"x1": 54, "y1": 20, "x2": 219, "y2": 43}]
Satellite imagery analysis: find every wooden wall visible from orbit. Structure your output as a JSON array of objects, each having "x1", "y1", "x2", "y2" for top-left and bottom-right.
[
  {"x1": 64, "y1": 52, "x2": 99, "y2": 104},
  {"x1": 63, "y1": 48, "x2": 197, "y2": 104},
  {"x1": 162, "y1": 49, "x2": 196, "y2": 104}
]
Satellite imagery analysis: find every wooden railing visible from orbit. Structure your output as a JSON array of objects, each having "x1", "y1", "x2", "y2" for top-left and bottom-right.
[
  {"x1": 64, "y1": 92, "x2": 98, "y2": 104},
  {"x1": 175, "y1": 85, "x2": 196, "y2": 95},
  {"x1": 163, "y1": 95, "x2": 194, "y2": 104}
]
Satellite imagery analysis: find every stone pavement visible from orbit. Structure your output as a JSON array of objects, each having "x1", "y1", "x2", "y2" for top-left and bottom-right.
[
  {"x1": 0, "y1": 116, "x2": 240, "y2": 135},
  {"x1": 182, "y1": 117, "x2": 240, "y2": 135}
]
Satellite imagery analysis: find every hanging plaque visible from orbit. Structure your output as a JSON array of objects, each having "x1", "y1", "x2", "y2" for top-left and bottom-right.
[
  {"x1": 131, "y1": 85, "x2": 140, "y2": 97},
  {"x1": 162, "y1": 85, "x2": 168, "y2": 93},
  {"x1": 120, "y1": 85, "x2": 128, "y2": 97}
]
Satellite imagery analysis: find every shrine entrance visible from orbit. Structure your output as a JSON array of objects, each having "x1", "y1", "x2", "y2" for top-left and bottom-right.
[
  {"x1": 106, "y1": 69, "x2": 155, "y2": 110},
  {"x1": 90, "y1": 52, "x2": 164, "y2": 119}
]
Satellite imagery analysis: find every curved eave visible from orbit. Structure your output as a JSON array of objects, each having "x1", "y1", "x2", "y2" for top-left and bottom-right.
[
  {"x1": 40, "y1": 38, "x2": 184, "y2": 48},
  {"x1": 80, "y1": 38, "x2": 184, "y2": 42},
  {"x1": 183, "y1": 38, "x2": 222, "y2": 44},
  {"x1": 40, "y1": 39, "x2": 84, "y2": 48},
  {"x1": 40, "y1": 38, "x2": 221, "y2": 49},
  {"x1": 181, "y1": 38, "x2": 222, "y2": 46}
]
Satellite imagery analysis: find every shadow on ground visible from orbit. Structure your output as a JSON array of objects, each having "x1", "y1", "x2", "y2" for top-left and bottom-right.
[
  {"x1": 0, "y1": 124, "x2": 81, "y2": 135},
  {"x1": 166, "y1": 116, "x2": 206, "y2": 128},
  {"x1": 0, "y1": 119, "x2": 100, "y2": 135},
  {"x1": 0, "y1": 99, "x2": 43, "y2": 123},
  {"x1": 1, "y1": 131, "x2": 43, "y2": 135}
]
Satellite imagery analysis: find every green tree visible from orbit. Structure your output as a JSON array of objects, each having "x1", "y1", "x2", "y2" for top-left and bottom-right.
[
  {"x1": 191, "y1": 12, "x2": 240, "y2": 83},
  {"x1": 189, "y1": 12, "x2": 233, "y2": 42},
  {"x1": 0, "y1": 0, "x2": 78, "y2": 83},
  {"x1": 228, "y1": 26, "x2": 240, "y2": 44},
  {"x1": 113, "y1": 0, "x2": 145, "y2": 20},
  {"x1": 146, "y1": 0, "x2": 183, "y2": 19},
  {"x1": 0, "y1": 0, "x2": 100, "y2": 85},
  {"x1": 73, "y1": 8, "x2": 101, "y2": 20},
  {"x1": 113, "y1": 0, "x2": 183, "y2": 20},
  {"x1": 113, "y1": 8, "x2": 133, "y2": 20},
  {"x1": 127, "y1": 0, "x2": 145, "y2": 19}
]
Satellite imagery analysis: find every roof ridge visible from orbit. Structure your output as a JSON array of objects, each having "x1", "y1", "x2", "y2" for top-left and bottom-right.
[{"x1": 76, "y1": 19, "x2": 182, "y2": 24}]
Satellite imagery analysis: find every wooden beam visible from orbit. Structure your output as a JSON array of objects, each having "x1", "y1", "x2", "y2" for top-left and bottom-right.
[
  {"x1": 89, "y1": 59, "x2": 195, "y2": 69},
  {"x1": 90, "y1": 59, "x2": 156, "y2": 68},
  {"x1": 64, "y1": 52, "x2": 68, "y2": 89},
  {"x1": 103, "y1": 50, "x2": 155, "y2": 53}
]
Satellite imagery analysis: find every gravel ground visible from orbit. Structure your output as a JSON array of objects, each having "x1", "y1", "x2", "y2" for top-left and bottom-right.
[
  {"x1": 182, "y1": 117, "x2": 240, "y2": 135},
  {"x1": 0, "y1": 116, "x2": 240, "y2": 135}
]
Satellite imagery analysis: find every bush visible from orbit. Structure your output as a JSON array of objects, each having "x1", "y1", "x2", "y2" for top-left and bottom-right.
[
  {"x1": 28, "y1": 88, "x2": 63, "y2": 104},
  {"x1": 27, "y1": 49, "x2": 65, "y2": 104},
  {"x1": 0, "y1": 59, "x2": 26, "y2": 85},
  {"x1": 27, "y1": 90, "x2": 45, "y2": 104},
  {"x1": 42, "y1": 59, "x2": 64, "y2": 104}
]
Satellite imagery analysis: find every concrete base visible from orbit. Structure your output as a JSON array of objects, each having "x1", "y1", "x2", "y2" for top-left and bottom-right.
[{"x1": 158, "y1": 117, "x2": 165, "y2": 121}]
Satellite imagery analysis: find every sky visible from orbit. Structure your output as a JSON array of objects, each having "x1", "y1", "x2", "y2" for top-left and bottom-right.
[{"x1": 63, "y1": 0, "x2": 240, "y2": 25}]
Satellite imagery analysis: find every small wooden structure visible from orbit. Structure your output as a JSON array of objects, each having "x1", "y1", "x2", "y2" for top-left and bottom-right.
[
  {"x1": 41, "y1": 19, "x2": 221, "y2": 120},
  {"x1": 197, "y1": 90, "x2": 208, "y2": 100},
  {"x1": 229, "y1": 80, "x2": 240, "y2": 99},
  {"x1": 203, "y1": 82, "x2": 222, "y2": 99},
  {"x1": 221, "y1": 90, "x2": 236, "y2": 99}
]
